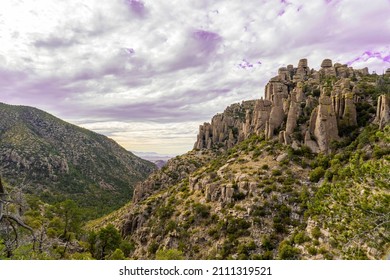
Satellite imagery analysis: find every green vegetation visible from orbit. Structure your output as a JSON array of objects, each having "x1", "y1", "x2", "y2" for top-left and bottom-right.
[{"x1": 156, "y1": 249, "x2": 185, "y2": 260}]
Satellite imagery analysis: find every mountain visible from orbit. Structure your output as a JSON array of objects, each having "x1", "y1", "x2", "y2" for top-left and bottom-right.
[
  {"x1": 131, "y1": 152, "x2": 175, "y2": 169},
  {"x1": 0, "y1": 103, "x2": 156, "y2": 217},
  {"x1": 99, "y1": 59, "x2": 389, "y2": 259}
]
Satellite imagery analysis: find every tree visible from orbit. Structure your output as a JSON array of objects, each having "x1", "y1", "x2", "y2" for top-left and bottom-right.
[
  {"x1": 43, "y1": 199, "x2": 82, "y2": 258},
  {"x1": 0, "y1": 177, "x2": 35, "y2": 258},
  {"x1": 51, "y1": 199, "x2": 82, "y2": 239},
  {"x1": 96, "y1": 224, "x2": 121, "y2": 260},
  {"x1": 106, "y1": 248, "x2": 126, "y2": 260}
]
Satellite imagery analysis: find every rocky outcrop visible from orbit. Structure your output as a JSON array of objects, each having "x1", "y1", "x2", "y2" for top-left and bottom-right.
[
  {"x1": 133, "y1": 150, "x2": 213, "y2": 203},
  {"x1": 266, "y1": 81, "x2": 289, "y2": 139},
  {"x1": 194, "y1": 58, "x2": 382, "y2": 154},
  {"x1": 374, "y1": 95, "x2": 390, "y2": 129},
  {"x1": 331, "y1": 78, "x2": 357, "y2": 127},
  {"x1": 294, "y1": 58, "x2": 310, "y2": 81},
  {"x1": 312, "y1": 96, "x2": 339, "y2": 152},
  {"x1": 194, "y1": 101, "x2": 255, "y2": 150},
  {"x1": 285, "y1": 91, "x2": 301, "y2": 135},
  {"x1": 320, "y1": 59, "x2": 336, "y2": 77},
  {"x1": 243, "y1": 99, "x2": 272, "y2": 138}
]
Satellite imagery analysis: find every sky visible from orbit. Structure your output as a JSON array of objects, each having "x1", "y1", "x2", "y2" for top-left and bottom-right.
[{"x1": 0, "y1": 0, "x2": 389, "y2": 155}]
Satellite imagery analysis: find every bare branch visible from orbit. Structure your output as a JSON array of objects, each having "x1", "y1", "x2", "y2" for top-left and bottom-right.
[
  {"x1": 0, "y1": 177, "x2": 4, "y2": 195},
  {"x1": 4, "y1": 214, "x2": 34, "y2": 232}
]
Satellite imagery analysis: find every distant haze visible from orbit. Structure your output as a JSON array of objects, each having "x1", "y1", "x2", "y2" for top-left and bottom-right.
[
  {"x1": 0, "y1": 0, "x2": 389, "y2": 154},
  {"x1": 132, "y1": 151, "x2": 176, "y2": 162}
]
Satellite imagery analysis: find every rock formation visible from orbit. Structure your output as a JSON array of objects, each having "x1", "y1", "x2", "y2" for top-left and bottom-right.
[
  {"x1": 375, "y1": 95, "x2": 390, "y2": 129},
  {"x1": 194, "y1": 58, "x2": 384, "y2": 154},
  {"x1": 312, "y1": 95, "x2": 339, "y2": 152},
  {"x1": 194, "y1": 101, "x2": 255, "y2": 150}
]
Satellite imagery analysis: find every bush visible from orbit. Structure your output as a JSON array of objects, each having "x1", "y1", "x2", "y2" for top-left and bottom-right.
[
  {"x1": 272, "y1": 169, "x2": 283, "y2": 176},
  {"x1": 237, "y1": 241, "x2": 256, "y2": 257},
  {"x1": 307, "y1": 246, "x2": 317, "y2": 256},
  {"x1": 278, "y1": 243, "x2": 301, "y2": 259},
  {"x1": 311, "y1": 227, "x2": 321, "y2": 239},
  {"x1": 156, "y1": 249, "x2": 184, "y2": 260},
  {"x1": 253, "y1": 148, "x2": 262, "y2": 158},
  {"x1": 309, "y1": 167, "x2": 325, "y2": 182},
  {"x1": 273, "y1": 222, "x2": 286, "y2": 233},
  {"x1": 294, "y1": 232, "x2": 308, "y2": 245},
  {"x1": 233, "y1": 191, "x2": 246, "y2": 201},
  {"x1": 148, "y1": 242, "x2": 159, "y2": 254},
  {"x1": 261, "y1": 235, "x2": 276, "y2": 251},
  {"x1": 192, "y1": 203, "x2": 210, "y2": 219},
  {"x1": 226, "y1": 217, "x2": 251, "y2": 239},
  {"x1": 106, "y1": 248, "x2": 126, "y2": 260}
]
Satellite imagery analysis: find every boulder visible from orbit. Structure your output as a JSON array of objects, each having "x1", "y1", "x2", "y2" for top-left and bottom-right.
[
  {"x1": 304, "y1": 131, "x2": 320, "y2": 153},
  {"x1": 276, "y1": 153, "x2": 288, "y2": 162},
  {"x1": 321, "y1": 59, "x2": 333, "y2": 68}
]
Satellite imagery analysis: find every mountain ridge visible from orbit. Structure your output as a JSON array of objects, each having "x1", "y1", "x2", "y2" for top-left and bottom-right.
[{"x1": 0, "y1": 102, "x2": 156, "y2": 217}]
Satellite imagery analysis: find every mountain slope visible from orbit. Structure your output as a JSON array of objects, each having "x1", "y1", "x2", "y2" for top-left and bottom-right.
[
  {"x1": 0, "y1": 103, "x2": 156, "y2": 217},
  {"x1": 112, "y1": 59, "x2": 389, "y2": 259}
]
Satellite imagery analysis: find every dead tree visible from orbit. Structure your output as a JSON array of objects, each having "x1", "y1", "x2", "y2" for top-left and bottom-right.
[{"x1": 0, "y1": 176, "x2": 36, "y2": 256}]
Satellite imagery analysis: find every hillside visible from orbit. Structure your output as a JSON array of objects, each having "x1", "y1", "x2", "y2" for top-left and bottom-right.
[
  {"x1": 114, "y1": 59, "x2": 390, "y2": 259},
  {"x1": 0, "y1": 103, "x2": 156, "y2": 217}
]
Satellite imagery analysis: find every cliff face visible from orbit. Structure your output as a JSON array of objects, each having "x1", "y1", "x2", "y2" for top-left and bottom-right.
[{"x1": 194, "y1": 59, "x2": 387, "y2": 154}]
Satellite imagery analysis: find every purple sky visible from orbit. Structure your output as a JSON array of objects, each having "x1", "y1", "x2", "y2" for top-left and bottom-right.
[{"x1": 1, "y1": 0, "x2": 389, "y2": 154}]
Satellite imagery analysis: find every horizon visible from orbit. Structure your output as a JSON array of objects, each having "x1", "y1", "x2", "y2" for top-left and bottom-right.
[{"x1": 1, "y1": 0, "x2": 389, "y2": 154}]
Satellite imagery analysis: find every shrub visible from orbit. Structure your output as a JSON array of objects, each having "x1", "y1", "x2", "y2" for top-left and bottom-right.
[
  {"x1": 226, "y1": 217, "x2": 251, "y2": 239},
  {"x1": 273, "y1": 222, "x2": 286, "y2": 233},
  {"x1": 156, "y1": 249, "x2": 184, "y2": 260},
  {"x1": 294, "y1": 232, "x2": 308, "y2": 245},
  {"x1": 253, "y1": 148, "x2": 262, "y2": 158},
  {"x1": 272, "y1": 169, "x2": 283, "y2": 176},
  {"x1": 233, "y1": 191, "x2": 246, "y2": 201},
  {"x1": 309, "y1": 167, "x2": 325, "y2": 182},
  {"x1": 237, "y1": 241, "x2": 256, "y2": 257},
  {"x1": 192, "y1": 203, "x2": 210, "y2": 219},
  {"x1": 278, "y1": 243, "x2": 301, "y2": 259},
  {"x1": 106, "y1": 249, "x2": 126, "y2": 260},
  {"x1": 307, "y1": 246, "x2": 318, "y2": 256},
  {"x1": 261, "y1": 235, "x2": 276, "y2": 251},
  {"x1": 148, "y1": 242, "x2": 159, "y2": 254},
  {"x1": 311, "y1": 227, "x2": 321, "y2": 239}
]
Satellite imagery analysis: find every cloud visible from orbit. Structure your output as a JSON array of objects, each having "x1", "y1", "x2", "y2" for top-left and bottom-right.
[
  {"x1": 34, "y1": 36, "x2": 80, "y2": 49},
  {"x1": 125, "y1": 0, "x2": 148, "y2": 18},
  {"x1": 0, "y1": 0, "x2": 389, "y2": 154}
]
